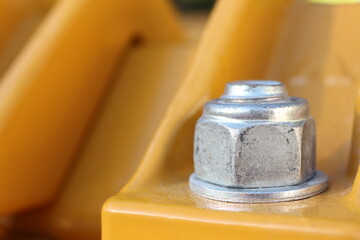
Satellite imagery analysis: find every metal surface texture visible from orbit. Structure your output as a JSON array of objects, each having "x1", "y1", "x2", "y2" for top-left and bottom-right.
[{"x1": 191, "y1": 80, "x2": 328, "y2": 202}]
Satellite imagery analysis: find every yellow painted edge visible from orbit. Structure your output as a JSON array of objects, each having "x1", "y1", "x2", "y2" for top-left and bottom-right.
[{"x1": 309, "y1": 0, "x2": 360, "y2": 4}]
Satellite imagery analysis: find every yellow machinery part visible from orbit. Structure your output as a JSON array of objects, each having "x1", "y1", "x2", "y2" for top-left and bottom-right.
[
  {"x1": 102, "y1": 0, "x2": 360, "y2": 239},
  {"x1": 12, "y1": 38, "x2": 200, "y2": 239},
  {"x1": 0, "y1": 0, "x2": 54, "y2": 77},
  {"x1": 267, "y1": 0, "x2": 360, "y2": 177},
  {"x1": 8, "y1": 4, "x2": 208, "y2": 240},
  {"x1": 0, "y1": 0, "x2": 182, "y2": 215},
  {"x1": 1, "y1": 0, "x2": 359, "y2": 238}
]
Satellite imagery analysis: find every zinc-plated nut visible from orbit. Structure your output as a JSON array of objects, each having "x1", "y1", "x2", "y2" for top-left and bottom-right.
[
  {"x1": 194, "y1": 81, "x2": 314, "y2": 188},
  {"x1": 189, "y1": 80, "x2": 328, "y2": 203}
]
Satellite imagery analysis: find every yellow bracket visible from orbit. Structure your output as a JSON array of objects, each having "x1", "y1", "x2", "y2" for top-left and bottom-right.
[
  {"x1": 102, "y1": 0, "x2": 360, "y2": 239},
  {"x1": 0, "y1": 0, "x2": 182, "y2": 216}
]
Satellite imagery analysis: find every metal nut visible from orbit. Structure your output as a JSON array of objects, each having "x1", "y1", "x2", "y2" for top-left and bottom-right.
[{"x1": 190, "y1": 80, "x2": 328, "y2": 203}]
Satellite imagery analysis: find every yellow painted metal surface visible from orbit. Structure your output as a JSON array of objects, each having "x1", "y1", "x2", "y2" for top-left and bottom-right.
[
  {"x1": 267, "y1": 0, "x2": 360, "y2": 177},
  {"x1": 0, "y1": 0, "x2": 53, "y2": 77},
  {"x1": 9, "y1": 7, "x2": 207, "y2": 240},
  {"x1": 0, "y1": 0, "x2": 182, "y2": 215},
  {"x1": 12, "y1": 41, "x2": 198, "y2": 239},
  {"x1": 102, "y1": 0, "x2": 360, "y2": 239},
  {"x1": 10, "y1": 13, "x2": 207, "y2": 240}
]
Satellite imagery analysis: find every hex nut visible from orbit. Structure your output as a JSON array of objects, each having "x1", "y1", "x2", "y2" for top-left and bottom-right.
[
  {"x1": 194, "y1": 118, "x2": 315, "y2": 188},
  {"x1": 193, "y1": 81, "x2": 315, "y2": 188}
]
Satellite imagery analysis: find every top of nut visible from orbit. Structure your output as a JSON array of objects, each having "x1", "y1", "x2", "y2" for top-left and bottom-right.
[
  {"x1": 221, "y1": 80, "x2": 288, "y2": 100},
  {"x1": 204, "y1": 81, "x2": 309, "y2": 121}
]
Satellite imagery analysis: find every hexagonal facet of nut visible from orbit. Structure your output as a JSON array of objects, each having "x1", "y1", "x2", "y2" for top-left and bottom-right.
[{"x1": 193, "y1": 81, "x2": 315, "y2": 188}]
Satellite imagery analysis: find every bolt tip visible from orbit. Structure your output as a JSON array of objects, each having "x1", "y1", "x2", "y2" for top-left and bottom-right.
[{"x1": 222, "y1": 80, "x2": 287, "y2": 100}]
